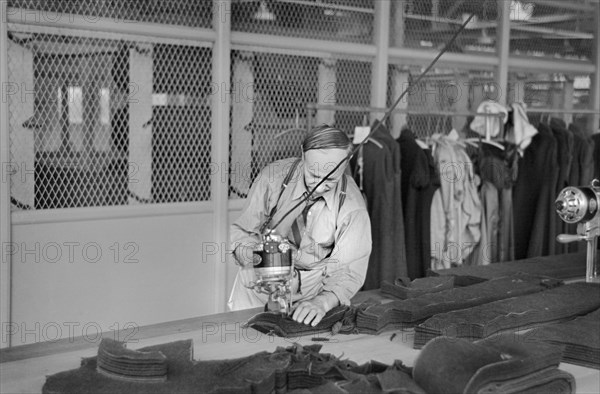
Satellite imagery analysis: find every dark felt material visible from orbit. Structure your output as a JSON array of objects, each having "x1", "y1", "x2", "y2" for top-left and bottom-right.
[
  {"x1": 357, "y1": 274, "x2": 561, "y2": 334},
  {"x1": 524, "y1": 308, "x2": 600, "y2": 369},
  {"x1": 413, "y1": 335, "x2": 574, "y2": 394},
  {"x1": 429, "y1": 252, "x2": 587, "y2": 282},
  {"x1": 96, "y1": 338, "x2": 167, "y2": 382},
  {"x1": 245, "y1": 305, "x2": 358, "y2": 337},
  {"x1": 380, "y1": 276, "x2": 455, "y2": 299},
  {"x1": 414, "y1": 282, "x2": 600, "y2": 348},
  {"x1": 43, "y1": 340, "x2": 426, "y2": 394}
]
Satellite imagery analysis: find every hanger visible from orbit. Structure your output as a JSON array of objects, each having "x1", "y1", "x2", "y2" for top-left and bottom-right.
[{"x1": 464, "y1": 137, "x2": 505, "y2": 151}]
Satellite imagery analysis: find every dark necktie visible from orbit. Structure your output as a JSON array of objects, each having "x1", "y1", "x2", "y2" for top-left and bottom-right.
[{"x1": 290, "y1": 195, "x2": 318, "y2": 247}]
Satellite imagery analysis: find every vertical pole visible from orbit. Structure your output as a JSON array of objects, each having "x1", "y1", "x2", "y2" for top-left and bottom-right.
[
  {"x1": 0, "y1": 0, "x2": 12, "y2": 348},
  {"x1": 496, "y1": 0, "x2": 511, "y2": 106},
  {"x1": 316, "y1": 58, "x2": 336, "y2": 126},
  {"x1": 370, "y1": 0, "x2": 390, "y2": 123},
  {"x1": 230, "y1": 51, "x2": 254, "y2": 197},
  {"x1": 589, "y1": 2, "x2": 600, "y2": 133},
  {"x1": 211, "y1": 0, "x2": 231, "y2": 312}
]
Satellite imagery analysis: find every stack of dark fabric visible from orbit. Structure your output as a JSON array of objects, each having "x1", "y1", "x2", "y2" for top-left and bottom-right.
[
  {"x1": 245, "y1": 305, "x2": 359, "y2": 338},
  {"x1": 414, "y1": 282, "x2": 600, "y2": 349},
  {"x1": 380, "y1": 276, "x2": 454, "y2": 299},
  {"x1": 357, "y1": 274, "x2": 561, "y2": 334},
  {"x1": 413, "y1": 335, "x2": 575, "y2": 394},
  {"x1": 524, "y1": 308, "x2": 600, "y2": 369},
  {"x1": 44, "y1": 340, "x2": 426, "y2": 394},
  {"x1": 96, "y1": 338, "x2": 168, "y2": 382}
]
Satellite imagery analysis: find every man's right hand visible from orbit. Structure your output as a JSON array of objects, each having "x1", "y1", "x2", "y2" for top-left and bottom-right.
[{"x1": 233, "y1": 244, "x2": 262, "y2": 267}]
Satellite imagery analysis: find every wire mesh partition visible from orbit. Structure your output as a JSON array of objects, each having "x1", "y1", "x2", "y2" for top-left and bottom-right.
[
  {"x1": 4, "y1": 0, "x2": 597, "y2": 210},
  {"x1": 508, "y1": 0, "x2": 596, "y2": 61},
  {"x1": 231, "y1": 0, "x2": 374, "y2": 44},
  {"x1": 228, "y1": 52, "x2": 372, "y2": 199},
  {"x1": 390, "y1": 0, "x2": 499, "y2": 54},
  {"x1": 7, "y1": 30, "x2": 213, "y2": 210},
  {"x1": 7, "y1": 0, "x2": 214, "y2": 28}
]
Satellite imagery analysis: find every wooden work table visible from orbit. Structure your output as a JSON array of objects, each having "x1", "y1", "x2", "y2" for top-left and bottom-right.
[{"x1": 1, "y1": 252, "x2": 599, "y2": 393}]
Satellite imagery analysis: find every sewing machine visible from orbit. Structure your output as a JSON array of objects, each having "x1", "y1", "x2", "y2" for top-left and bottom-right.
[
  {"x1": 555, "y1": 179, "x2": 600, "y2": 283},
  {"x1": 248, "y1": 231, "x2": 295, "y2": 315}
]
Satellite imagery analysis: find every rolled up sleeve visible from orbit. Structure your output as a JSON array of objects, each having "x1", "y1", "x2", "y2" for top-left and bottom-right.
[
  {"x1": 230, "y1": 170, "x2": 273, "y2": 252},
  {"x1": 322, "y1": 208, "x2": 372, "y2": 305}
]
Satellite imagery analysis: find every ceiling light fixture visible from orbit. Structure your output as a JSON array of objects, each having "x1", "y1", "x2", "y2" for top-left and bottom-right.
[{"x1": 254, "y1": 1, "x2": 276, "y2": 21}]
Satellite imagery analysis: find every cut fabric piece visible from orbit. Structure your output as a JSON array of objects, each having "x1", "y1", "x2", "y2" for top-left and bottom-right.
[
  {"x1": 523, "y1": 308, "x2": 600, "y2": 369},
  {"x1": 96, "y1": 338, "x2": 168, "y2": 382},
  {"x1": 414, "y1": 282, "x2": 600, "y2": 348},
  {"x1": 413, "y1": 335, "x2": 574, "y2": 394},
  {"x1": 245, "y1": 305, "x2": 359, "y2": 337},
  {"x1": 357, "y1": 274, "x2": 561, "y2": 334},
  {"x1": 429, "y1": 251, "x2": 587, "y2": 285},
  {"x1": 380, "y1": 276, "x2": 454, "y2": 299}
]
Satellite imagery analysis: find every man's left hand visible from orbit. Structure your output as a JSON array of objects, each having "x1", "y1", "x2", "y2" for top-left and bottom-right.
[
  {"x1": 291, "y1": 292, "x2": 339, "y2": 326},
  {"x1": 292, "y1": 299, "x2": 327, "y2": 326}
]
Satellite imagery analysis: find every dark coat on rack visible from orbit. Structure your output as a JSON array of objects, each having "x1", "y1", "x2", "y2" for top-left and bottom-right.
[
  {"x1": 566, "y1": 122, "x2": 596, "y2": 253},
  {"x1": 549, "y1": 118, "x2": 573, "y2": 254},
  {"x1": 351, "y1": 121, "x2": 408, "y2": 290},
  {"x1": 513, "y1": 123, "x2": 559, "y2": 259},
  {"x1": 398, "y1": 129, "x2": 439, "y2": 279},
  {"x1": 592, "y1": 133, "x2": 600, "y2": 181}
]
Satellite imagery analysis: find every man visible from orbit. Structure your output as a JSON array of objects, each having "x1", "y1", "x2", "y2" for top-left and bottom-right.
[{"x1": 228, "y1": 125, "x2": 372, "y2": 326}]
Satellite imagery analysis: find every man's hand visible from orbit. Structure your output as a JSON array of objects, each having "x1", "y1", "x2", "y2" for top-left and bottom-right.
[
  {"x1": 292, "y1": 292, "x2": 339, "y2": 326},
  {"x1": 233, "y1": 244, "x2": 262, "y2": 267}
]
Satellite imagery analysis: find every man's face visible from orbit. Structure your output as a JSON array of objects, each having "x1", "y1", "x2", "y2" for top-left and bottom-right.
[{"x1": 302, "y1": 148, "x2": 349, "y2": 199}]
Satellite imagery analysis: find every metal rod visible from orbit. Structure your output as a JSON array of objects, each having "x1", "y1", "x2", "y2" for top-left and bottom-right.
[
  {"x1": 526, "y1": 108, "x2": 600, "y2": 114},
  {"x1": 306, "y1": 103, "x2": 505, "y2": 117},
  {"x1": 268, "y1": 13, "x2": 477, "y2": 232}
]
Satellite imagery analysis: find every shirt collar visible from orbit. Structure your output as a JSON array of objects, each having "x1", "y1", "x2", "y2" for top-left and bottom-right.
[{"x1": 289, "y1": 160, "x2": 337, "y2": 209}]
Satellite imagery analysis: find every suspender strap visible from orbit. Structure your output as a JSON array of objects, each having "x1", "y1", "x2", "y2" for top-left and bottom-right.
[
  {"x1": 259, "y1": 158, "x2": 301, "y2": 233},
  {"x1": 338, "y1": 174, "x2": 347, "y2": 213},
  {"x1": 259, "y1": 159, "x2": 348, "y2": 233}
]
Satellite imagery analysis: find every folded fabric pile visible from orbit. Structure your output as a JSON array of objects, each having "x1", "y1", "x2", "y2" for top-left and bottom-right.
[
  {"x1": 43, "y1": 340, "x2": 426, "y2": 394},
  {"x1": 413, "y1": 335, "x2": 575, "y2": 394},
  {"x1": 357, "y1": 274, "x2": 561, "y2": 334},
  {"x1": 523, "y1": 308, "x2": 600, "y2": 369},
  {"x1": 429, "y1": 252, "x2": 586, "y2": 285},
  {"x1": 245, "y1": 305, "x2": 359, "y2": 338},
  {"x1": 96, "y1": 338, "x2": 168, "y2": 382},
  {"x1": 414, "y1": 282, "x2": 600, "y2": 349},
  {"x1": 380, "y1": 276, "x2": 454, "y2": 299}
]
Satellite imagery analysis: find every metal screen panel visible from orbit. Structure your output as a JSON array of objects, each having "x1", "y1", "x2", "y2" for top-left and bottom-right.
[
  {"x1": 231, "y1": 0, "x2": 373, "y2": 44},
  {"x1": 229, "y1": 50, "x2": 319, "y2": 198},
  {"x1": 386, "y1": 65, "x2": 495, "y2": 139},
  {"x1": 7, "y1": 0, "x2": 213, "y2": 28},
  {"x1": 7, "y1": 30, "x2": 212, "y2": 210},
  {"x1": 333, "y1": 59, "x2": 372, "y2": 135},
  {"x1": 508, "y1": 1, "x2": 596, "y2": 61},
  {"x1": 390, "y1": 0, "x2": 498, "y2": 55}
]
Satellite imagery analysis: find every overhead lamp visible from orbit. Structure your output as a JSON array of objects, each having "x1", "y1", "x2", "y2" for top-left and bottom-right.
[
  {"x1": 254, "y1": 1, "x2": 276, "y2": 21},
  {"x1": 510, "y1": 0, "x2": 534, "y2": 21}
]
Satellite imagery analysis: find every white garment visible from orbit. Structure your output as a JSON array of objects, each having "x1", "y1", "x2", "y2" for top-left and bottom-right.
[
  {"x1": 470, "y1": 100, "x2": 508, "y2": 139},
  {"x1": 507, "y1": 102, "x2": 538, "y2": 156}
]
